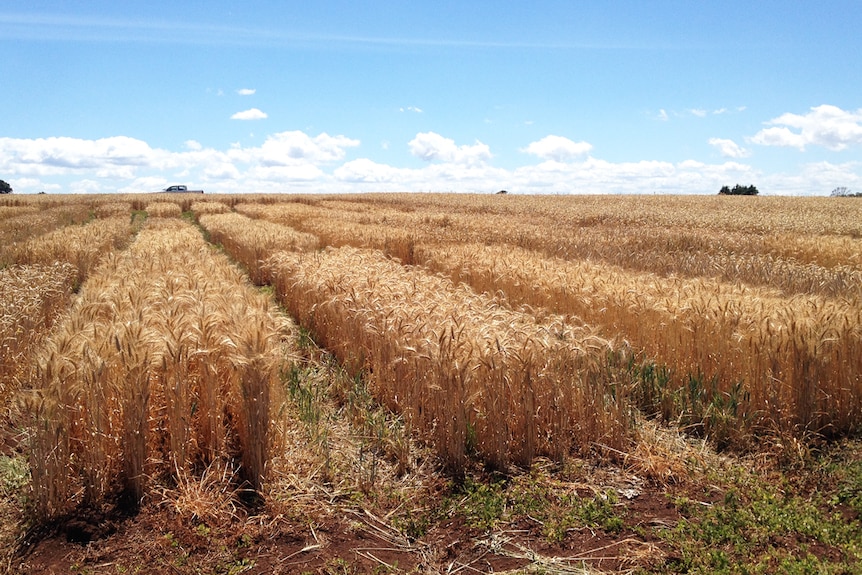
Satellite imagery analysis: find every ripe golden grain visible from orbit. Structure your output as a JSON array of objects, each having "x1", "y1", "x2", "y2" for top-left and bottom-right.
[
  {"x1": 414, "y1": 241, "x2": 862, "y2": 436},
  {"x1": 237, "y1": 196, "x2": 862, "y2": 298},
  {"x1": 144, "y1": 201, "x2": 183, "y2": 218},
  {"x1": 26, "y1": 218, "x2": 295, "y2": 520},
  {"x1": 190, "y1": 201, "x2": 231, "y2": 215},
  {"x1": 265, "y1": 246, "x2": 627, "y2": 472},
  {"x1": 19, "y1": 216, "x2": 133, "y2": 285},
  {"x1": 0, "y1": 263, "x2": 77, "y2": 409},
  {"x1": 198, "y1": 212, "x2": 318, "y2": 284}
]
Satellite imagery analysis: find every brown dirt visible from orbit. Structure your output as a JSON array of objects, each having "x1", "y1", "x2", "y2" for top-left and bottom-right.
[{"x1": 11, "y1": 480, "x2": 682, "y2": 574}]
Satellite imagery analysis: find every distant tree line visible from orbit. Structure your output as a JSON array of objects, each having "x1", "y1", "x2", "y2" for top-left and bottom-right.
[
  {"x1": 719, "y1": 184, "x2": 759, "y2": 196},
  {"x1": 0, "y1": 180, "x2": 11, "y2": 194},
  {"x1": 831, "y1": 187, "x2": 860, "y2": 197}
]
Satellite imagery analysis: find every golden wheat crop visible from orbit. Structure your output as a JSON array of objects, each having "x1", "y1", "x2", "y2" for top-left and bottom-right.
[
  {"x1": 93, "y1": 201, "x2": 133, "y2": 218},
  {"x1": 198, "y1": 212, "x2": 319, "y2": 284},
  {"x1": 235, "y1": 201, "x2": 324, "y2": 228},
  {"x1": 240, "y1": 196, "x2": 862, "y2": 298},
  {"x1": 144, "y1": 201, "x2": 183, "y2": 218},
  {"x1": 265, "y1": 246, "x2": 627, "y2": 472},
  {"x1": 190, "y1": 201, "x2": 231, "y2": 215},
  {"x1": 10, "y1": 192, "x2": 862, "y2": 489},
  {"x1": 237, "y1": 202, "x2": 419, "y2": 263},
  {"x1": 0, "y1": 206, "x2": 39, "y2": 221},
  {"x1": 414, "y1": 241, "x2": 862, "y2": 438},
  {"x1": 0, "y1": 203, "x2": 95, "y2": 265},
  {"x1": 25, "y1": 218, "x2": 294, "y2": 520},
  {"x1": 0, "y1": 263, "x2": 77, "y2": 411},
  {"x1": 18, "y1": 216, "x2": 133, "y2": 286}
]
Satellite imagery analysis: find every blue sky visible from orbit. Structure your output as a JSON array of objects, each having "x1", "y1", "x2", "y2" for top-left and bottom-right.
[{"x1": 1, "y1": 1, "x2": 861, "y2": 195}]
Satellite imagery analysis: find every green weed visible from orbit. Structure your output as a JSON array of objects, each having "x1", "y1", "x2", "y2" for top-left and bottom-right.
[
  {"x1": 656, "y1": 474, "x2": 862, "y2": 574},
  {"x1": 451, "y1": 477, "x2": 507, "y2": 531},
  {"x1": 0, "y1": 455, "x2": 29, "y2": 497}
]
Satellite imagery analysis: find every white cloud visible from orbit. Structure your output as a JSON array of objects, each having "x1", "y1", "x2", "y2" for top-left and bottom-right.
[
  {"x1": 231, "y1": 108, "x2": 268, "y2": 120},
  {"x1": 2, "y1": 128, "x2": 859, "y2": 196},
  {"x1": 204, "y1": 162, "x2": 241, "y2": 180},
  {"x1": 399, "y1": 106, "x2": 423, "y2": 113},
  {"x1": 522, "y1": 135, "x2": 593, "y2": 162},
  {"x1": 408, "y1": 132, "x2": 491, "y2": 165},
  {"x1": 68, "y1": 179, "x2": 104, "y2": 194},
  {"x1": 247, "y1": 164, "x2": 324, "y2": 182},
  {"x1": 0, "y1": 135, "x2": 156, "y2": 176},
  {"x1": 241, "y1": 131, "x2": 360, "y2": 166},
  {"x1": 709, "y1": 138, "x2": 750, "y2": 159},
  {"x1": 658, "y1": 106, "x2": 745, "y2": 120},
  {"x1": 751, "y1": 105, "x2": 862, "y2": 151},
  {"x1": 0, "y1": 130, "x2": 360, "y2": 193},
  {"x1": 335, "y1": 158, "x2": 405, "y2": 183},
  {"x1": 237, "y1": 88, "x2": 256, "y2": 96},
  {"x1": 509, "y1": 157, "x2": 755, "y2": 195}
]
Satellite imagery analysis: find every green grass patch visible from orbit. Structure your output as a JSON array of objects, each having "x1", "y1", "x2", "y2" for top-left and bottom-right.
[{"x1": 655, "y1": 468, "x2": 862, "y2": 573}]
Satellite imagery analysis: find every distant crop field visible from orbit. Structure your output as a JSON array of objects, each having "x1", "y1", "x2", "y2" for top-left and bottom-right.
[{"x1": 2, "y1": 192, "x2": 861, "y2": 531}]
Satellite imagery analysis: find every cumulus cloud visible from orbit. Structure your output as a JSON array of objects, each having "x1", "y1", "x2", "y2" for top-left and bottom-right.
[
  {"x1": 237, "y1": 88, "x2": 256, "y2": 96},
  {"x1": 408, "y1": 132, "x2": 491, "y2": 165},
  {"x1": 751, "y1": 104, "x2": 862, "y2": 151},
  {"x1": 241, "y1": 131, "x2": 360, "y2": 166},
  {"x1": 231, "y1": 108, "x2": 268, "y2": 120},
  {"x1": 0, "y1": 135, "x2": 156, "y2": 176},
  {"x1": 522, "y1": 135, "x2": 593, "y2": 162},
  {"x1": 3, "y1": 126, "x2": 859, "y2": 196},
  {"x1": 335, "y1": 158, "x2": 405, "y2": 183},
  {"x1": 709, "y1": 138, "x2": 750, "y2": 159},
  {"x1": 0, "y1": 130, "x2": 362, "y2": 193},
  {"x1": 509, "y1": 157, "x2": 755, "y2": 195}
]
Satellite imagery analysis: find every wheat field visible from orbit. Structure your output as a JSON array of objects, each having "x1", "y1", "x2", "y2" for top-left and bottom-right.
[{"x1": 2, "y1": 192, "x2": 861, "y2": 527}]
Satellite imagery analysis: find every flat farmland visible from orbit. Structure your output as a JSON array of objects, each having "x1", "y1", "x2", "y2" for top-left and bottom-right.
[{"x1": 1, "y1": 193, "x2": 861, "y2": 574}]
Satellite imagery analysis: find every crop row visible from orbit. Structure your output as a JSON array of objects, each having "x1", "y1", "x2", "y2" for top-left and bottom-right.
[
  {"x1": 230, "y1": 199, "x2": 862, "y2": 440},
  {"x1": 196, "y1": 212, "x2": 629, "y2": 471},
  {"x1": 0, "y1": 263, "x2": 77, "y2": 409},
  {"x1": 235, "y1": 199, "x2": 862, "y2": 300},
  {"x1": 24, "y1": 218, "x2": 292, "y2": 520},
  {"x1": 414, "y1": 242, "x2": 862, "y2": 439}
]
